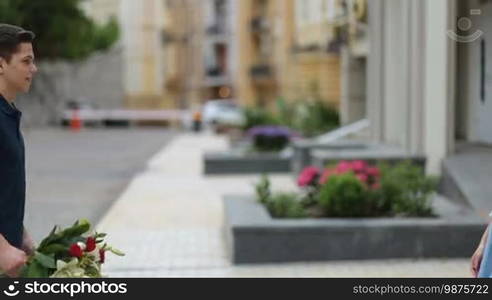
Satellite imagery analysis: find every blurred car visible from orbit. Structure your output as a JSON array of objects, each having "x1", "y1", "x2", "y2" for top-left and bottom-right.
[{"x1": 202, "y1": 99, "x2": 245, "y2": 127}]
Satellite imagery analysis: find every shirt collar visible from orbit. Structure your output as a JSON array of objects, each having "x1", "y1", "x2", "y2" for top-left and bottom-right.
[{"x1": 0, "y1": 94, "x2": 20, "y2": 116}]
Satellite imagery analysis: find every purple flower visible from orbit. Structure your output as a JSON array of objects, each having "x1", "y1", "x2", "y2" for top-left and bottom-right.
[{"x1": 247, "y1": 125, "x2": 293, "y2": 138}]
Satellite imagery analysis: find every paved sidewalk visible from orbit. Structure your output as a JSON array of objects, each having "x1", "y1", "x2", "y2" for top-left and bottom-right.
[{"x1": 97, "y1": 132, "x2": 472, "y2": 277}]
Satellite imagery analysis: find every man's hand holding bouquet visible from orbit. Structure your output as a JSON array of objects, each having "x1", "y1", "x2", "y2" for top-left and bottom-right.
[{"x1": 20, "y1": 219, "x2": 124, "y2": 278}]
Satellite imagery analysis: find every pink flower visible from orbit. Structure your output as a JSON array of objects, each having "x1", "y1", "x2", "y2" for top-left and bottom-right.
[
  {"x1": 297, "y1": 166, "x2": 320, "y2": 187},
  {"x1": 69, "y1": 244, "x2": 83, "y2": 258},
  {"x1": 366, "y1": 167, "x2": 380, "y2": 177},
  {"x1": 352, "y1": 160, "x2": 368, "y2": 172},
  {"x1": 336, "y1": 161, "x2": 353, "y2": 174},
  {"x1": 357, "y1": 173, "x2": 368, "y2": 183},
  {"x1": 319, "y1": 169, "x2": 335, "y2": 185}
]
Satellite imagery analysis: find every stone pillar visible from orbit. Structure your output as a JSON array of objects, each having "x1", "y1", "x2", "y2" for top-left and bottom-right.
[{"x1": 424, "y1": 0, "x2": 456, "y2": 175}]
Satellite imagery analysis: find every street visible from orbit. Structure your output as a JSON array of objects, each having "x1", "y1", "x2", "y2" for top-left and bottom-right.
[{"x1": 22, "y1": 127, "x2": 176, "y2": 242}]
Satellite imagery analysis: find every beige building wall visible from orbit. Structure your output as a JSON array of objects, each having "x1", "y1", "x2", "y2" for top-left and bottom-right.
[
  {"x1": 286, "y1": 0, "x2": 341, "y2": 107},
  {"x1": 234, "y1": 0, "x2": 259, "y2": 107},
  {"x1": 287, "y1": 54, "x2": 340, "y2": 105},
  {"x1": 120, "y1": 0, "x2": 165, "y2": 109},
  {"x1": 232, "y1": 0, "x2": 341, "y2": 110},
  {"x1": 162, "y1": 0, "x2": 205, "y2": 109}
]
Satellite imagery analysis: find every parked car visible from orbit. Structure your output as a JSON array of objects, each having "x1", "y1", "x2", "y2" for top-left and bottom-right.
[{"x1": 202, "y1": 99, "x2": 245, "y2": 128}]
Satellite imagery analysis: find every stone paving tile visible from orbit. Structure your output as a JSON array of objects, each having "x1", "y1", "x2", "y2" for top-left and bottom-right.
[
  {"x1": 101, "y1": 229, "x2": 471, "y2": 278},
  {"x1": 102, "y1": 229, "x2": 229, "y2": 271}
]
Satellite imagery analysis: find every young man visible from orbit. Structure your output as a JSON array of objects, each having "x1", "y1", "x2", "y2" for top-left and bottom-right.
[{"x1": 0, "y1": 24, "x2": 38, "y2": 277}]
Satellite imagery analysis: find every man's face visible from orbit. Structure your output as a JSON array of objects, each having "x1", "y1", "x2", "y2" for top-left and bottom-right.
[{"x1": 0, "y1": 42, "x2": 38, "y2": 94}]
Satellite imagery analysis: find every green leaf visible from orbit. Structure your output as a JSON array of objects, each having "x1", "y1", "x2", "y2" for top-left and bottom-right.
[
  {"x1": 107, "y1": 247, "x2": 125, "y2": 256},
  {"x1": 34, "y1": 252, "x2": 56, "y2": 269},
  {"x1": 59, "y1": 219, "x2": 91, "y2": 239},
  {"x1": 38, "y1": 226, "x2": 61, "y2": 250},
  {"x1": 95, "y1": 232, "x2": 107, "y2": 238},
  {"x1": 25, "y1": 260, "x2": 50, "y2": 278},
  {"x1": 38, "y1": 219, "x2": 91, "y2": 252},
  {"x1": 39, "y1": 243, "x2": 68, "y2": 256}
]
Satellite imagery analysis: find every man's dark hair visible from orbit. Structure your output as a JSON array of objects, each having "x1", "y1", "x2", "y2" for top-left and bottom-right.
[{"x1": 0, "y1": 24, "x2": 35, "y2": 63}]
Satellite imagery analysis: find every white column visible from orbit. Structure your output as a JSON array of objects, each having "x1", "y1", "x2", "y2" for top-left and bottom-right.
[
  {"x1": 408, "y1": 0, "x2": 426, "y2": 154},
  {"x1": 366, "y1": 0, "x2": 385, "y2": 143},
  {"x1": 424, "y1": 0, "x2": 456, "y2": 175}
]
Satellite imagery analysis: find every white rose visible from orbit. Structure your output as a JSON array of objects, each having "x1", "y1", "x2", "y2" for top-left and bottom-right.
[{"x1": 77, "y1": 242, "x2": 86, "y2": 251}]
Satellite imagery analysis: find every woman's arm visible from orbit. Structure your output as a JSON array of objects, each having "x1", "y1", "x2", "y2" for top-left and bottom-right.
[{"x1": 471, "y1": 225, "x2": 490, "y2": 277}]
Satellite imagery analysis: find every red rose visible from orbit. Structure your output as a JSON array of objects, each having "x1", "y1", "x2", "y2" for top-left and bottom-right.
[
  {"x1": 69, "y1": 243, "x2": 83, "y2": 258},
  {"x1": 99, "y1": 249, "x2": 106, "y2": 263},
  {"x1": 86, "y1": 237, "x2": 96, "y2": 252}
]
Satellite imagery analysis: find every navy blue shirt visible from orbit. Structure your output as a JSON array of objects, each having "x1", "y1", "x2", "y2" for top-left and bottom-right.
[{"x1": 0, "y1": 94, "x2": 25, "y2": 248}]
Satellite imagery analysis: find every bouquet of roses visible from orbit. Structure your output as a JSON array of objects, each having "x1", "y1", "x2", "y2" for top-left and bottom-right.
[{"x1": 20, "y1": 219, "x2": 124, "y2": 278}]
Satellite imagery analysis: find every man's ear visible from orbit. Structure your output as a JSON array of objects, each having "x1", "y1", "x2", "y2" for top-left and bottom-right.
[{"x1": 0, "y1": 57, "x2": 4, "y2": 75}]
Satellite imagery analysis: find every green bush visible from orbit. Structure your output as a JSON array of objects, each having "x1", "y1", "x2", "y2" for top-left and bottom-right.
[
  {"x1": 377, "y1": 161, "x2": 438, "y2": 217},
  {"x1": 243, "y1": 99, "x2": 340, "y2": 137},
  {"x1": 253, "y1": 134, "x2": 289, "y2": 152},
  {"x1": 255, "y1": 177, "x2": 306, "y2": 218},
  {"x1": 275, "y1": 99, "x2": 340, "y2": 138},
  {"x1": 266, "y1": 193, "x2": 306, "y2": 219},
  {"x1": 255, "y1": 174, "x2": 271, "y2": 205},
  {"x1": 317, "y1": 173, "x2": 369, "y2": 217},
  {"x1": 255, "y1": 161, "x2": 438, "y2": 219},
  {"x1": 290, "y1": 101, "x2": 340, "y2": 137},
  {"x1": 242, "y1": 107, "x2": 279, "y2": 131}
]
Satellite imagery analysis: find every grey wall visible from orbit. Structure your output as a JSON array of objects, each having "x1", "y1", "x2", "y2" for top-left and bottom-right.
[{"x1": 16, "y1": 45, "x2": 124, "y2": 128}]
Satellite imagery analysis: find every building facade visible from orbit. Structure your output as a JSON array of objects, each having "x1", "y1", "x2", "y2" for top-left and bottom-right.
[{"x1": 342, "y1": 0, "x2": 492, "y2": 178}]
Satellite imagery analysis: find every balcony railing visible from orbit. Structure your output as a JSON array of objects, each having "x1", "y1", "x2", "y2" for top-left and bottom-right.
[
  {"x1": 206, "y1": 67, "x2": 225, "y2": 77},
  {"x1": 250, "y1": 63, "x2": 275, "y2": 87},
  {"x1": 250, "y1": 64, "x2": 272, "y2": 78}
]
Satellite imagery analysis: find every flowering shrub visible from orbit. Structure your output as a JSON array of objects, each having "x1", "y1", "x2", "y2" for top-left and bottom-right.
[
  {"x1": 376, "y1": 161, "x2": 438, "y2": 217},
  {"x1": 20, "y1": 219, "x2": 124, "y2": 278},
  {"x1": 297, "y1": 166, "x2": 320, "y2": 187},
  {"x1": 318, "y1": 160, "x2": 380, "y2": 190},
  {"x1": 255, "y1": 160, "x2": 437, "y2": 218},
  {"x1": 247, "y1": 125, "x2": 298, "y2": 152},
  {"x1": 318, "y1": 172, "x2": 369, "y2": 217}
]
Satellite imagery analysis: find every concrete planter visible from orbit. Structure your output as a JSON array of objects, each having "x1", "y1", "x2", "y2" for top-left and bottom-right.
[
  {"x1": 224, "y1": 195, "x2": 485, "y2": 264},
  {"x1": 204, "y1": 152, "x2": 291, "y2": 175}
]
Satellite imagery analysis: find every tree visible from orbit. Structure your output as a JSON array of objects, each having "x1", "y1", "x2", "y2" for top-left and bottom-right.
[{"x1": 0, "y1": 0, "x2": 119, "y2": 61}]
